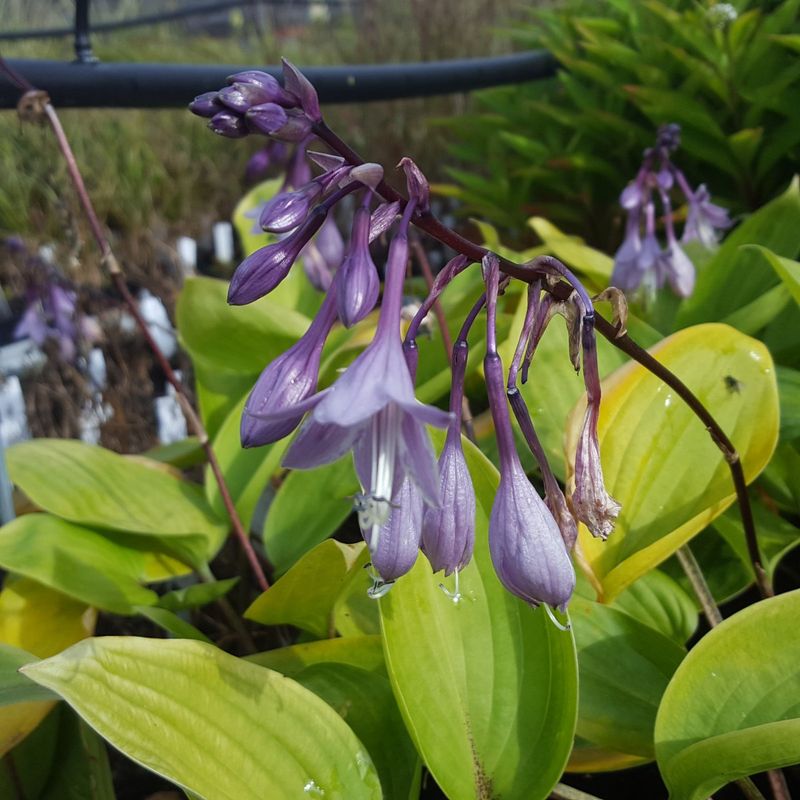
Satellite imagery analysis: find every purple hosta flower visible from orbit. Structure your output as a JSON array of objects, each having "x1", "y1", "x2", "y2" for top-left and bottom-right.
[
  {"x1": 334, "y1": 202, "x2": 380, "y2": 327},
  {"x1": 244, "y1": 141, "x2": 287, "y2": 184},
  {"x1": 241, "y1": 288, "x2": 338, "y2": 447},
  {"x1": 228, "y1": 210, "x2": 325, "y2": 304},
  {"x1": 15, "y1": 283, "x2": 80, "y2": 362},
  {"x1": 421, "y1": 339, "x2": 475, "y2": 575},
  {"x1": 682, "y1": 184, "x2": 732, "y2": 250},
  {"x1": 283, "y1": 137, "x2": 313, "y2": 191},
  {"x1": 364, "y1": 476, "x2": 424, "y2": 595},
  {"x1": 611, "y1": 210, "x2": 642, "y2": 293},
  {"x1": 302, "y1": 214, "x2": 345, "y2": 291},
  {"x1": 570, "y1": 325, "x2": 621, "y2": 541},
  {"x1": 264, "y1": 203, "x2": 450, "y2": 583},
  {"x1": 483, "y1": 255, "x2": 575, "y2": 609}
]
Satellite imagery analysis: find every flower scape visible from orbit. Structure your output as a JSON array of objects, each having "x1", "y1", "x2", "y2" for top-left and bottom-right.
[{"x1": 190, "y1": 60, "x2": 625, "y2": 613}]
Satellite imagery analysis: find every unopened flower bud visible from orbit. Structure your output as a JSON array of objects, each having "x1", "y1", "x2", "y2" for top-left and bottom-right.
[
  {"x1": 189, "y1": 91, "x2": 224, "y2": 118},
  {"x1": 398, "y1": 157, "x2": 430, "y2": 212},
  {"x1": 241, "y1": 290, "x2": 337, "y2": 446},
  {"x1": 365, "y1": 477, "x2": 423, "y2": 586},
  {"x1": 334, "y1": 206, "x2": 379, "y2": 327},
  {"x1": 421, "y1": 340, "x2": 475, "y2": 575},
  {"x1": 246, "y1": 104, "x2": 313, "y2": 142},
  {"x1": 228, "y1": 212, "x2": 324, "y2": 304},
  {"x1": 281, "y1": 58, "x2": 322, "y2": 123},
  {"x1": 226, "y1": 70, "x2": 297, "y2": 107},
  {"x1": 208, "y1": 110, "x2": 249, "y2": 138}
]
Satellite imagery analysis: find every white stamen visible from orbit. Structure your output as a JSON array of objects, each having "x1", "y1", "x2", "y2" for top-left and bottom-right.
[
  {"x1": 543, "y1": 603, "x2": 571, "y2": 632},
  {"x1": 366, "y1": 405, "x2": 401, "y2": 552},
  {"x1": 438, "y1": 569, "x2": 463, "y2": 604}
]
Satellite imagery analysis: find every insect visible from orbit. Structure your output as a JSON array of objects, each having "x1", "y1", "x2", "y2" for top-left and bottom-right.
[
  {"x1": 352, "y1": 493, "x2": 394, "y2": 530},
  {"x1": 723, "y1": 374, "x2": 743, "y2": 394}
]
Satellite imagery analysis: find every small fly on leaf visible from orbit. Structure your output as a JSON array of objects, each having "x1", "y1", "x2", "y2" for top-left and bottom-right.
[{"x1": 724, "y1": 374, "x2": 743, "y2": 394}]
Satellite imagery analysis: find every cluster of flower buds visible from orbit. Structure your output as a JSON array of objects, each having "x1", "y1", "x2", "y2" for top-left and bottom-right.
[
  {"x1": 611, "y1": 123, "x2": 731, "y2": 301},
  {"x1": 193, "y1": 62, "x2": 620, "y2": 613},
  {"x1": 4, "y1": 237, "x2": 98, "y2": 362}
]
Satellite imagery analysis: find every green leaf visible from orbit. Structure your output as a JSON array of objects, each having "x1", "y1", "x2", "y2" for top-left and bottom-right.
[
  {"x1": 156, "y1": 578, "x2": 239, "y2": 612},
  {"x1": 0, "y1": 515, "x2": 157, "y2": 614},
  {"x1": 263, "y1": 455, "x2": 359, "y2": 573},
  {"x1": 0, "y1": 576, "x2": 95, "y2": 756},
  {"x1": 567, "y1": 324, "x2": 779, "y2": 601},
  {"x1": 0, "y1": 702, "x2": 60, "y2": 798},
  {"x1": 0, "y1": 644, "x2": 55, "y2": 706},
  {"x1": 21, "y1": 637, "x2": 382, "y2": 800},
  {"x1": 246, "y1": 540, "x2": 365, "y2": 638},
  {"x1": 40, "y1": 709, "x2": 116, "y2": 800},
  {"x1": 295, "y1": 663, "x2": 420, "y2": 800},
  {"x1": 380, "y1": 434, "x2": 577, "y2": 800},
  {"x1": 193, "y1": 360, "x2": 257, "y2": 439},
  {"x1": 7, "y1": 439, "x2": 226, "y2": 566},
  {"x1": 145, "y1": 437, "x2": 206, "y2": 469},
  {"x1": 205, "y1": 394, "x2": 287, "y2": 528},
  {"x1": 135, "y1": 606, "x2": 211, "y2": 643},
  {"x1": 176, "y1": 276, "x2": 309, "y2": 374},
  {"x1": 334, "y1": 550, "x2": 381, "y2": 637},
  {"x1": 247, "y1": 635, "x2": 385, "y2": 677},
  {"x1": 655, "y1": 591, "x2": 800, "y2": 799},
  {"x1": 678, "y1": 179, "x2": 800, "y2": 327},
  {"x1": 747, "y1": 245, "x2": 800, "y2": 307},
  {"x1": 777, "y1": 366, "x2": 800, "y2": 442},
  {"x1": 570, "y1": 597, "x2": 685, "y2": 759},
  {"x1": 610, "y1": 570, "x2": 698, "y2": 645}
]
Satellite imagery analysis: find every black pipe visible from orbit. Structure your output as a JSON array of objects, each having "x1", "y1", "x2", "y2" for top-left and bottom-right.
[
  {"x1": 0, "y1": 52, "x2": 558, "y2": 109},
  {"x1": 0, "y1": 0, "x2": 358, "y2": 41}
]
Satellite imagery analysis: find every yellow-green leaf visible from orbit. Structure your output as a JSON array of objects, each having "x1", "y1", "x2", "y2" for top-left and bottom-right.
[
  {"x1": 21, "y1": 637, "x2": 382, "y2": 800},
  {"x1": 7, "y1": 439, "x2": 226, "y2": 566},
  {"x1": 246, "y1": 540, "x2": 365, "y2": 638},
  {"x1": 747, "y1": 245, "x2": 800, "y2": 307},
  {"x1": 655, "y1": 591, "x2": 800, "y2": 799},
  {"x1": 0, "y1": 577, "x2": 95, "y2": 755},
  {"x1": 566, "y1": 323, "x2": 779, "y2": 601},
  {"x1": 247, "y1": 635, "x2": 385, "y2": 677}
]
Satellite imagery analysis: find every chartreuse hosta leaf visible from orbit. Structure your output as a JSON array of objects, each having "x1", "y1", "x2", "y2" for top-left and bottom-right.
[
  {"x1": 246, "y1": 540, "x2": 366, "y2": 637},
  {"x1": 747, "y1": 245, "x2": 800, "y2": 306},
  {"x1": 248, "y1": 635, "x2": 385, "y2": 677},
  {"x1": 566, "y1": 323, "x2": 779, "y2": 602},
  {"x1": 176, "y1": 275, "x2": 310, "y2": 375},
  {"x1": 569, "y1": 597, "x2": 685, "y2": 760},
  {"x1": 6, "y1": 439, "x2": 226, "y2": 567},
  {"x1": 0, "y1": 576, "x2": 95, "y2": 755},
  {"x1": 655, "y1": 590, "x2": 800, "y2": 799},
  {"x1": 295, "y1": 663, "x2": 420, "y2": 800},
  {"x1": 21, "y1": 637, "x2": 382, "y2": 800},
  {"x1": 205, "y1": 394, "x2": 288, "y2": 528},
  {"x1": 263, "y1": 454, "x2": 360, "y2": 573},
  {"x1": 0, "y1": 514, "x2": 157, "y2": 614},
  {"x1": 380, "y1": 433, "x2": 577, "y2": 800}
]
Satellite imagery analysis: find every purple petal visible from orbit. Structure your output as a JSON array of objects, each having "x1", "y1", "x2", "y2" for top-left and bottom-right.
[
  {"x1": 369, "y1": 202, "x2": 401, "y2": 242},
  {"x1": 209, "y1": 111, "x2": 249, "y2": 139},
  {"x1": 398, "y1": 414, "x2": 441, "y2": 507},
  {"x1": 365, "y1": 477, "x2": 423, "y2": 583},
  {"x1": 189, "y1": 91, "x2": 223, "y2": 118},
  {"x1": 283, "y1": 415, "x2": 363, "y2": 470}
]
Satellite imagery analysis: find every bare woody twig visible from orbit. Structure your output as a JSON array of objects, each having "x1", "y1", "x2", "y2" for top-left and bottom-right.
[{"x1": 2, "y1": 62, "x2": 269, "y2": 594}]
